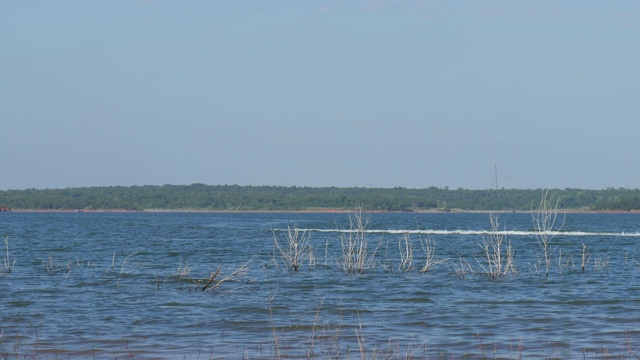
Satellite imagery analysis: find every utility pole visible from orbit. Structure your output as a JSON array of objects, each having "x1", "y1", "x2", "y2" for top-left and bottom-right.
[{"x1": 494, "y1": 163, "x2": 498, "y2": 190}]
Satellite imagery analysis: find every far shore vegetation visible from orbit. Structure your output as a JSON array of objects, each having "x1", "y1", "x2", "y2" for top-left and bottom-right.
[{"x1": 1, "y1": 184, "x2": 640, "y2": 212}]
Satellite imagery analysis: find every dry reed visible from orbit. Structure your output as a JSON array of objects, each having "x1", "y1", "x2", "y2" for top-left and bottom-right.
[
  {"x1": 580, "y1": 243, "x2": 592, "y2": 272},
  {"x1": 2, "y1": 235, "x2": 15, "y2": 275},
  {"x1": 175, "y1": 257, "x2": 192, "y2": 277},
  {"x1": 531, "y1": 189, "x2": 565, "y2": 277},
  {"x1": 398, "y1": 232, "x2": 414, "y2": 273},
  {"x1": 202, "y1": 257, "x2": 252, "y2": 292},
  {"x1": 419, "y1": 236, "x2": 446, "y2": 273},
  {"x1": 273, "y1": 226, "x2": 312, "y2": 272},
  {"x1": 475, "y1": 213, "x2": 516, "y2": 279},
  {"x1": 340, "y1": 207, "x2": 379, "y2": 274},
  {"x1": 449, "y1": 254, "x2": 473, "y2": 279}
]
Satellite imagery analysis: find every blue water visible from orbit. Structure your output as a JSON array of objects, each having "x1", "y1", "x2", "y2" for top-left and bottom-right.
[{"x1": 1, "y1": 211, "x2": 640, "y2": 359}]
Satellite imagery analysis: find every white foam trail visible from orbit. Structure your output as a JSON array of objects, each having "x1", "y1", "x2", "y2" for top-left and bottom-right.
[{"x1": 284, "y1": 229, "x2": 640, "y2": 237}]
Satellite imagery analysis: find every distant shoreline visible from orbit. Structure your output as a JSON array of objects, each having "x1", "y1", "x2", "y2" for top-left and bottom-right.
[{"x1": 2, "y1": 185, "x2": 639, "y2": 212}]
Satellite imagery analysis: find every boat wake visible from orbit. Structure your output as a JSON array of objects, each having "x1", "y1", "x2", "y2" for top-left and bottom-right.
[{"x1": 286, "y1": 229, "x2": 640, "y2": 237}]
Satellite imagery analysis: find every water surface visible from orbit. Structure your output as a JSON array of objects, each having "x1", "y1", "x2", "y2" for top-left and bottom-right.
[{"x1": 1, "y1": 212, "x2": 640, "y2": 358}]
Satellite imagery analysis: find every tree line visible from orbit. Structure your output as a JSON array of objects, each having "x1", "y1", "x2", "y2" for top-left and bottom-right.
[{"x1": 0, "y1": 184, "x2": 638, "y2": 211}]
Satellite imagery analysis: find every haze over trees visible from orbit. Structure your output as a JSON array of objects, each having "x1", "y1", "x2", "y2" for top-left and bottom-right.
[{"x1": 0, "y1": 184, "x2": 638, "y2": 211}]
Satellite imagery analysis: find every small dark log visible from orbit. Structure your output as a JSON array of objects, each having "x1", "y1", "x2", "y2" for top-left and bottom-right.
[{"x1": 202, "y1": 265, "x2": 222, "y2": 291}]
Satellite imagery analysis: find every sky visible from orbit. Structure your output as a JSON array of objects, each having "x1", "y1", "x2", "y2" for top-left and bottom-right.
[{"x1": 1, "y1": 1, "x2": 639, "y2": 190}]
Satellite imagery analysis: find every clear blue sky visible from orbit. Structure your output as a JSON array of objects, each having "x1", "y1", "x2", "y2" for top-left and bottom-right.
[{"x1": 1, "y1": 1, "x2": 639, "y2": 190}]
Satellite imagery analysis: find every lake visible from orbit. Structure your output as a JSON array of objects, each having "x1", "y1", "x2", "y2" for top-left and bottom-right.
[{"x1": 1, "y1": 211, "x2": 640, "y2": 359}]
